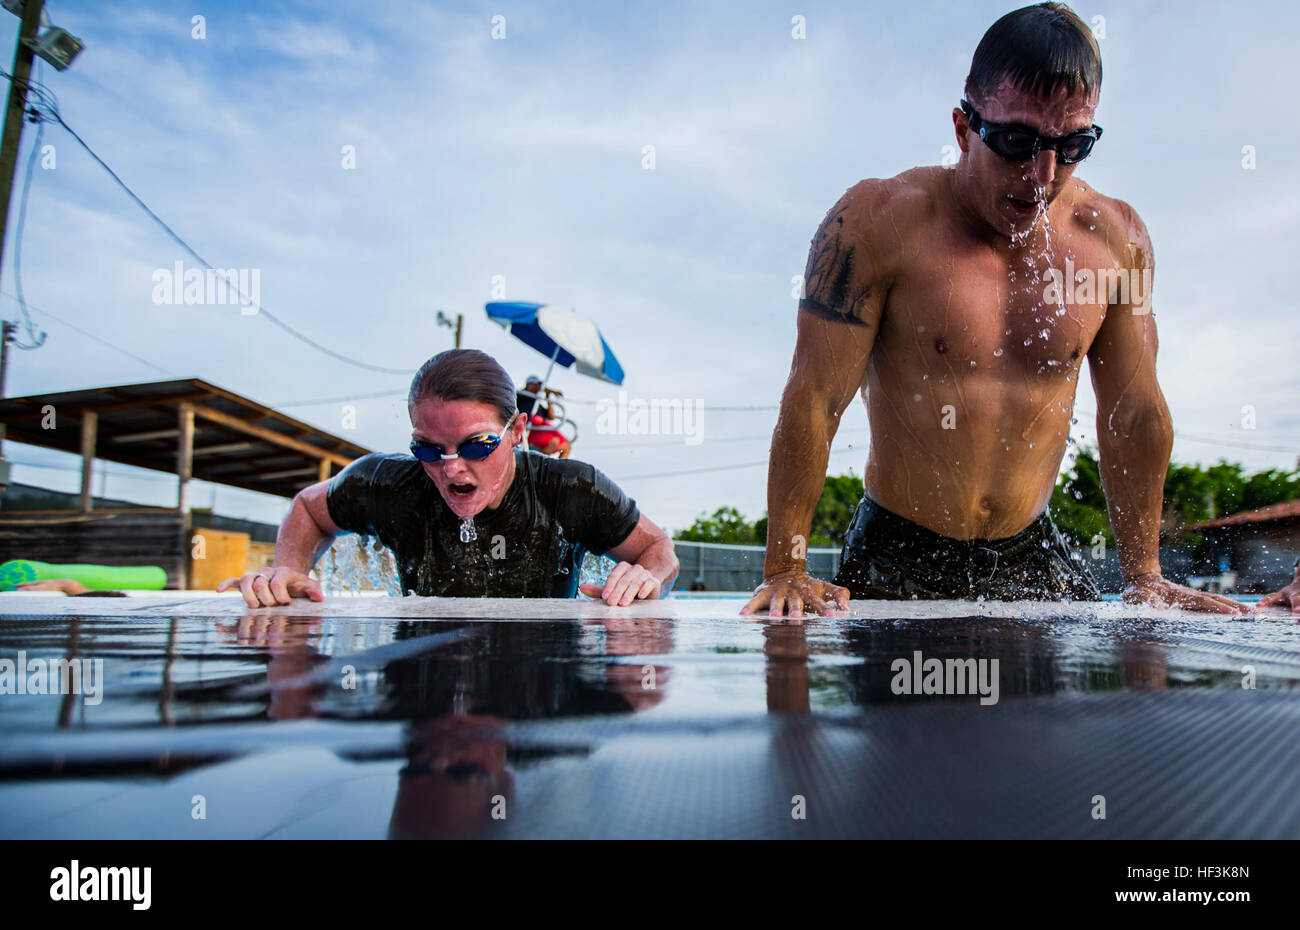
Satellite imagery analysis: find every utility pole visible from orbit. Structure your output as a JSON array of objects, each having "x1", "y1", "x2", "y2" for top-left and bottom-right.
[
  {"x1": 0, "y1": 0, "x2": 43, "y2": 475},
  {"x1": 0, "y1": 319, "x2": 10, "y2": 476},
  {"x1": 436, "y1": 309, "x2": 463, "y2": 348},
  {"x1": 0, "y1": 319, "x2": 12, "y2": 394},
  {"x1": 0, "y1": 0, "x2": 42, "y2": 418},
  {"x1": 0, "y1": 0, "x2": 43, "y2": 312}
]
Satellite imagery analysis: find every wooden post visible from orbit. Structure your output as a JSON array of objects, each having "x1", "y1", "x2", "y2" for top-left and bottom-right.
[
  {"x1": 318, "y1": 458, "x2": 331, "y2": 483},
  {"x1": 78, "y1": 410, "x2": 96, "y2": 512},
  {"x1": 177, "y1": 404, "x2": 194, "y2": 510},
  {"x1": 177, "y1": 404, "x2": 194, "y2": 589}
]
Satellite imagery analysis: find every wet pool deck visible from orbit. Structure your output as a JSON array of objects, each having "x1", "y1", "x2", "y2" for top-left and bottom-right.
[
  {"x1": 2, "y1": 594, "x2": 1298, "y2": 839},
  {"x1": 0, "y1": 591, "x2": 1281, "y2": 621}
]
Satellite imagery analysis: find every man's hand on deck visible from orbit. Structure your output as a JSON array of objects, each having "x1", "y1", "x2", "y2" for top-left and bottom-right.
[
  {"x1": 579, "y1": 562, "x2": 661, "y2": 606},
  {"x1": 741, "y1": 570, "x2": 849, "y2": 618},
  {"x1": 1257, "y1": 578, "x2": 1300, "y2": 615},
  {"x1": 216, "y1": 566, "x2": 324, "y2": 608},
  {"x1": 1122, "y1": 572, "x2": 1247, "y2": 615}
]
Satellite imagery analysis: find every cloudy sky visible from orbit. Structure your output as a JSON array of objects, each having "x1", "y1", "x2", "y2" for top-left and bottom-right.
[{"x1": 3, "y1": 0, "x2": 1297, "y2": 533}]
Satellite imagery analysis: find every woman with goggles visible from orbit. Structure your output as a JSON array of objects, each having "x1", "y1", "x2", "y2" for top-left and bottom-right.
[{"x1": 218, "y1": 349, "x2": 678, "y2": 607}]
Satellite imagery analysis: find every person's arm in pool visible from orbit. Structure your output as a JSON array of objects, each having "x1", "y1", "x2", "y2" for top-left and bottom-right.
[
  {"x1": 216, "y1": 480, "x2": 335, "y2": 608},
  {"x1": 1258, "y1": 559, "x2": 1300, "y2": 614},
  {"x1": 578, "y1": 515, "x2": 679, "y2": 606},
  {"x1": 1088, "y1": 204, "x2": 1243, "y2": 615},
  {"x1": 741, "y1": 185, "x2": 885, "y2": 618}
]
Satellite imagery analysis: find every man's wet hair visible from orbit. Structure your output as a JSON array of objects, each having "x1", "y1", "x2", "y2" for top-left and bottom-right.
[
  {"x1": 408, "y1": 348, "x2": 517, "y2": 427},
  {"x1": 965, "y1": 2, "x2": 1101, "y2": 105}
]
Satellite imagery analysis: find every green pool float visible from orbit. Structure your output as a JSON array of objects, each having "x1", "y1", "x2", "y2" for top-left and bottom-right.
[{"x1": 0, "y1": 560, "x2": 167, "y2": 592}]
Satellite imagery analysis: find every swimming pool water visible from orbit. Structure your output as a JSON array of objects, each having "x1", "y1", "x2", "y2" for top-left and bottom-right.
[{"x1": 1, "y1": 596, "x2": 1297, "y2": 838}]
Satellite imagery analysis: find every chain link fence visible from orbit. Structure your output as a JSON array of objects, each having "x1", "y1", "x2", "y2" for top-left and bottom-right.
[{"x1": 673, "y1": 540, "x2": 840, "y2": 594}]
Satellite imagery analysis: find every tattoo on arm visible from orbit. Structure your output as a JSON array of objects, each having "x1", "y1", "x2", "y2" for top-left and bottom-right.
[
  {"x1": 799, "y1": 295, "x2": 871, "y2": 325},
  {"x1": 800, "y1": 207, "x2": 874, "y2": 324}
]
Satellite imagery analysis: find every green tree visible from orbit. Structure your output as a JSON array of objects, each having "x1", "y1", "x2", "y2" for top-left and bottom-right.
[
  {"x1": 1052, "y1": 446, "x2": 1299, "y2": 547},
  {"x1": 809, "y1": 473, "x2": 865, "y2": 547},
  {"x1": 676, "y1": 506, "x2": 760, "y2": 544},
  {"x1": 675, "y1": 472, "x2": 867, "y2": 546},
  {"x1": 1242, "y1": 467, "x2": 1300, "y2": 511},
  {"x1": 1049, "y1": 446, "x2": 1112, "y2": 547},
  {"x1": 1162, "y1": 461, "x2": 1217, "y2": 540}
]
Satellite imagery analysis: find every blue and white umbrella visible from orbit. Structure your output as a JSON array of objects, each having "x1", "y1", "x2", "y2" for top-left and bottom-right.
[{"x1": 485, "y1": 301, "x2": 625, "y2": 387}]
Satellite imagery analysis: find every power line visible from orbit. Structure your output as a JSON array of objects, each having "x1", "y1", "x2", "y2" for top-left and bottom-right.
[
  {"x1": 557, "y1": 397, "x2": 782, "y2": 411},
  {"x1": 0, "y1": 69, "x2": 413, "y2": 376},
  {"x1": 8, "y1": 114, "x2": 46, "y2": 349},
  {"x1": 614, "y1": 444, "x2": 863, "y2": 481},
  {"x1": 0, "y1": 289, "x2": 175, "y2": 374},
  {"x1": 582, "y1": 428, "x2": 869, "y2": 452},
  {"x1": 1172, "y1": 432, "x2": 1300, "y2": 456},
  {"x1": 613, "y1": 418, "x2": 1299, "y2": 481},
  {"x1": 1075, "y1": 406, "x2": 1298, "y2": 456},
  {"x1": 269, "y1": 387, "x2": 1298, "y2": 459},
  {"x1": 273, "y1": 387, "x2": 786, "y2": 412},
  {"x1": 5, "y1": 456, "x2": 180, "y2": 484},
  {"x1": 277, "y1": 388, "x2": 406, "y2": 408}
]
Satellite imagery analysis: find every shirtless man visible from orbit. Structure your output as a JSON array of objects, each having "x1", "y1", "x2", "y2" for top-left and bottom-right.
[{"x1": 743, "y1": 2, "x2": 1245, "y2": 618}]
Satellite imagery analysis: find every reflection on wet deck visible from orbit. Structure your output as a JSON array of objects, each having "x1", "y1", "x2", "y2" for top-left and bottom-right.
[{"x1": 1, "y1": 596, "x2": 1298, "y2": 838}]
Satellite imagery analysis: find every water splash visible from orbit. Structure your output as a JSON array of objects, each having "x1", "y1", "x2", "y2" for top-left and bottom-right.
[
  {"x1": 318, "y1": 535, "x2": 402, "y2": 595},
  {"x1": 459, "y1": 517, "x2": 477, "y2": 543},
  {"x1": 580, "y1": 552, "x2": 618, "y2": 589}
]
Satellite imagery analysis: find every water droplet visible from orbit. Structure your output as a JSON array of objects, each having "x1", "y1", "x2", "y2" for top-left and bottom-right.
[{"x1": 993, "y1": 348, "x2": 1004, "y2": 357}]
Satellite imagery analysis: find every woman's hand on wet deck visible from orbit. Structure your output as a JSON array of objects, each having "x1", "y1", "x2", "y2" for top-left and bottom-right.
[
  {"x1": 579, "y1": 561, "x2": 661, "y2": 606},
  {"x1": 216, "y1": 566, "x2": 324, "y2": 608},
  {"x1": 1122, "y1": 573, "x2": 1247, "y2": 615},
  {"x1": 741, "y1": 570, "x2": 849, "y2": 618}
]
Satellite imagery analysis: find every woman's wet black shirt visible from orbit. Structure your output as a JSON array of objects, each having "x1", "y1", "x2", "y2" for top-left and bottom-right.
[{"x1": 325, "y1": 450, "x2": 640, "y2": 597}]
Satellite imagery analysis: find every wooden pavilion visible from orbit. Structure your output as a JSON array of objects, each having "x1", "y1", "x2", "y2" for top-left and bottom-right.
[{"x1": 0, "y1": 378, "x2": 372, "y2": 588}]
